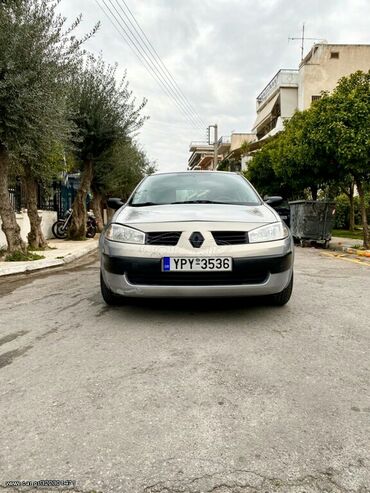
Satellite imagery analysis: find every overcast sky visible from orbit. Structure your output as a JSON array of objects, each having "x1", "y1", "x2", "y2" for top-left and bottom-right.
[{"x1": 59, "y1": 0, "x2": 370, "y2": 172}]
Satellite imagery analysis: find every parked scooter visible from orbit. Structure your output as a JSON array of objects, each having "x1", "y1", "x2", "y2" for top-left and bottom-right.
[{"x1": 52, "y1": 209, "x2": 97, "y2": 239}]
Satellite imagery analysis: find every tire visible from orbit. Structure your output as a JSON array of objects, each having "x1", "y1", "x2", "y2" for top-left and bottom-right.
[
  {"x1": 52, "y1": 220, "x2": 68, "y2": 239},
  {"x1": 269, "y1": 273, "x2": 293, "y2": 306},
  {"x1": 100, "y1": 272, "x2": 123, "y2": 305}
]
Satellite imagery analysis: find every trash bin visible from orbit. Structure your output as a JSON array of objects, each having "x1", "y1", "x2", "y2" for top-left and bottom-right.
[{"x1": 289, "y1": 200, "x2": 336, "y2": 248}]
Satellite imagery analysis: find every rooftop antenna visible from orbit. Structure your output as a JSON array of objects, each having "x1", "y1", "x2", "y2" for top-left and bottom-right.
[{"x1": 288, "y1": 23, "x2": 325, "y2": 61}]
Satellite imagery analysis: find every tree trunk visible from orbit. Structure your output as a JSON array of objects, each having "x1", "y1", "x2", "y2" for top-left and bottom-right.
[
  {"x1": 311, "y1": 185, "x2": 318, "y2": 201},
  {"x1": 91, "y1": 190, "x2": 104, "y2": 233},
  {"x1": 106, "y1": 206, "x2": 114, "y2": 223},
  {"x1": 356, "y1": 179, "x2": 369, "y2": 249},
  {"x1": 348, "y1": 181, "x2": 355, "y2": 233},
  {"x1": 0, "y1": 146, "x2": 26, "y2": 253},
  {"x1": 68, "y1": 160, "x2": 93, "y2": 240},
  {"x1": 23, "y1": 169, "x2": 47, "y2": 249}
]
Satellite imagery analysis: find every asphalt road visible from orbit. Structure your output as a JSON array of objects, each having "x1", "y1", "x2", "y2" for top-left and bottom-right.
[{"x1": 0, "y1": 248, "x2": 369, "y2": 493}]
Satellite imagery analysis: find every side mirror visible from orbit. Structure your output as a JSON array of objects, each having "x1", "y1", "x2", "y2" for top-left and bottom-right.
[
  {"x1": 264, "y1": 196, "x2": 283, "y2": 207},
  {"x1": 107, "y1": 198, "x2": 125, "y2": 210}
]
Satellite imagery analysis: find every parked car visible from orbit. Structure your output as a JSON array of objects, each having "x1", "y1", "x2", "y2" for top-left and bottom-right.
[{"x1": 99, "y1": 171, "x2": 294, "y2": 306}]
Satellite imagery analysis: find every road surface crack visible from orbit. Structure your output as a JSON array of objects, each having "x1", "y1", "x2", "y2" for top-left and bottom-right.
[{"x1": 143, "y1": 466, "x2": 365, "y2": 492}]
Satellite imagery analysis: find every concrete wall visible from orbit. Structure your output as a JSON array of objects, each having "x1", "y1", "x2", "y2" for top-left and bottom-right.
[
  {"x1": 298, "y1": 44, "x2": 370, "y2": 110},
  {"x1": 280, "y1": 87, "x2": 298, "y2": 118},
  {"x1": 0, "y1": 210, "x2": 57, "y2": 248},
  {"x1": 230, "y1": 133, "x2": 255, "y2": 152}
]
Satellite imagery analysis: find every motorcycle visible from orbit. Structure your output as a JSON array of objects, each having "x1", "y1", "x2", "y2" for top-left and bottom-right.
[
  {"x1": 86, "y1": 211, "x2": 97, "y2": 238},
  {"x1": 52, "y1": 209, "x2": 97, "y2": 239}
]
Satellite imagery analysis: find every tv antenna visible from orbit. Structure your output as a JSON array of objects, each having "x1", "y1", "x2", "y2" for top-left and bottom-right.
[{"x1": 288, "y1": 23, "x2": 325, "y2": 61}]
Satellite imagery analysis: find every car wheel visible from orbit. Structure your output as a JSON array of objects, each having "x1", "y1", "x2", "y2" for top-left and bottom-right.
[
  {"x1": 100, "y1": 272, "x2": 123, "y2": 305},
  {"x1": 269, "y1": 273, "x2": 293, "y2": 306}
]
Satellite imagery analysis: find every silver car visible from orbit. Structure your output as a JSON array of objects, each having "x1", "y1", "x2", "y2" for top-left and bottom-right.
[{"x1": 100, "y1": 171, "x2": 294, "y2": 305}]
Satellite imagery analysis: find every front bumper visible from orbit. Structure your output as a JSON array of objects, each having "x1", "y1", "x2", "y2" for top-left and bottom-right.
[{"x1": 101, "y1": 252, "x2": 293, "y2": 298}]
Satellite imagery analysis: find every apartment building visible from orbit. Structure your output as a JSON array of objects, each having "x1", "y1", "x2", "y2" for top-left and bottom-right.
[
  {"x1": 217, "y1": 133, "x2": 255, "y2": 171},
  {"x1": 187, "y1": 132, "x2": 255, "y2": 171},
  {"x1": 252, "y1": 43, "x2": 370, "y2": 141},
  {"x1": 188, "y1": 141, "x2": 215, "y2": 170}
]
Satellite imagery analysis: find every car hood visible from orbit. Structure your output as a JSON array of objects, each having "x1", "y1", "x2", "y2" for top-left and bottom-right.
[{"x1": 114, "y1": 203, "x2": 278, "y2": 226}]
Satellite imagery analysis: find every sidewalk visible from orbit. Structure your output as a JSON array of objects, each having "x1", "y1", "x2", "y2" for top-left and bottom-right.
[
  {"x1": 0, "y1": 238, "x2": 98, "y2": 277},
  {"x1": 329, "y1": 236, "x2": 370, "y2": 258},
  {"x1": 330, "y1": 236, "x2": 363, "y2": 249}
]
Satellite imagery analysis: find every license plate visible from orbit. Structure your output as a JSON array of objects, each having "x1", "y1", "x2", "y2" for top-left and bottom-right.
[{"x1": 162, "y1": 257, "x2": 232, "y2": 272}]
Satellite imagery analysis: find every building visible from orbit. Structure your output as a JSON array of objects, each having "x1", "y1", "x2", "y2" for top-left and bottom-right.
[
  {"x1": 298, "y1": 43, "x2": 370, "y2": 109},
  {"x1": 217, "y1": 132, "x2": 256, "y2": 171},
  {"x1": 252, "y1": 43, "x2": 370, "y2": 141},
  {"x1": 252, "y1": 69, "x2": 299, "y2": 140},
  {"x1": 188, "y1": 133, "x2": 256, "y2": 171},
  {"x1": 188, "y1": 141, "x2": 215, "y2": 170}
]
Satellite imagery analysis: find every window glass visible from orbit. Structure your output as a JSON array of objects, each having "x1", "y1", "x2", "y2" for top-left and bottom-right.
[{"x1": 130, "y1": 172, "x2": 261, "y2": 206}]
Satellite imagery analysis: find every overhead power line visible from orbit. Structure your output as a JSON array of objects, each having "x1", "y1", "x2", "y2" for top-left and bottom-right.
[
  {"x1": 116, "y1": 0, "x2": 207, "y2": 129},
  {"x1": 108, "y1": 0, "x2": 205, "y2": 130},
  {"x1": 95, "y1": 0, "x2": 206, "y2": 133}
]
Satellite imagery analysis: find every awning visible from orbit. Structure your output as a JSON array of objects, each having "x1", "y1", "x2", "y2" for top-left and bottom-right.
[{"x1": 252, "y1": 93, "x2": 279, "y2": 131}]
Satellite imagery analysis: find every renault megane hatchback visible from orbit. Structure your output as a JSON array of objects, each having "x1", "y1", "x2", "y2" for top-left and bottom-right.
[{"x1": 99, "y1": 171, "x2": 294, "y2": 305}]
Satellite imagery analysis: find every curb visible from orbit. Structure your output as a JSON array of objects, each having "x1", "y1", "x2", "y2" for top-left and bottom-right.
[
  {"x1": 345, "y1": 247, "x2": 370, "y2": 258},
  {"x1": 0, "y1": 242, "x2": 98, "y2": 277}
]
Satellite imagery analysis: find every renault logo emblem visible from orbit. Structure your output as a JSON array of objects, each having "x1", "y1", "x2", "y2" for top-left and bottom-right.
[{"x1": 189, "y1": 232, "x2": 204, "y2": 248}]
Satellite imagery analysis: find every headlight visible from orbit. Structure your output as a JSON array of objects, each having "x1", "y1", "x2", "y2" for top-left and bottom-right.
[
  {"x1": 249, "y1": 222, "x2": 288, "y2": 243},
  {"x1": 105, "y1": 223, "x2": 145, "y2": 244}
]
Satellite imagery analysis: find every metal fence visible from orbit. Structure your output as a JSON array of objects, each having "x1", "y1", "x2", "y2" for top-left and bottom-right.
[
  {"x1": 8, "y1": 180, "x2": 77, "y2": 218},
  {"x1": 52, "y1": 182, "x2": 77, "y2": 218},
  {"x1": 8, "y1": 181, "x2": 23, "y2": 213}
]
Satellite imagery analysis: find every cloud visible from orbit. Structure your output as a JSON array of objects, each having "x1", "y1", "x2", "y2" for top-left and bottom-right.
[{"x1": 59, "y1": 0, "x2": 370, "y2": 171}]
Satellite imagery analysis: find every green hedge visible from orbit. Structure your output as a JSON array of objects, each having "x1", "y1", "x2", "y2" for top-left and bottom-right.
[{"x1": 334, "y1": 193, "x2": 369, "y2": 229}]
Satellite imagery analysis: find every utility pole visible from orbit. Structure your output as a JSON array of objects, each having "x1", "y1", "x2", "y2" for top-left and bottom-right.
[
  {"x1": 207, "y1": 124, "x2": 218, "y2": 170},
  {"x1": 213, "y1": 124, "x2": 218, "y2": 170}
]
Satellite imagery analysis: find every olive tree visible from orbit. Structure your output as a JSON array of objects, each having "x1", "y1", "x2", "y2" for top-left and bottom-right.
[
  {"x1": 68, "y1": 57, "x2": 147, "y2": 239},
  {"x1": 91, "y1": 138, "x2": 154, "y2": 231},
  {"x1": 0, "y1": 0, "x2": 97, "y2": 251}
]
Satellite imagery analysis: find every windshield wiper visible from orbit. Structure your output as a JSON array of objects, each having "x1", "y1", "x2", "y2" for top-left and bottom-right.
[
  {"x1": 130, "y1": 202, "x2": 161, "y2": 207},
  {"x1": 170, "y1": 200, "x2": 227, "y2": 204}
]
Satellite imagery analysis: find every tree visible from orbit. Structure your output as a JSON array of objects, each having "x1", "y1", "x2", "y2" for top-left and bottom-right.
[
  {"x1": 245, "y1": 140, "x2": 291, "y2": 198},
  {"x1": 309, "y1": 71, "x2": 370, "y2": 247},
  {"x1": 272, "y1": 111, "x2": 338, "y2": 200},
  {"x1": 92, "y1": 139, "x2": 156, "y2": 231},
  {"x1": 68, "y1": 56, "x2": 147, "y2": 239},
  {"x1": 0, "y1": 0, "x2": 97, "y2": 251}
]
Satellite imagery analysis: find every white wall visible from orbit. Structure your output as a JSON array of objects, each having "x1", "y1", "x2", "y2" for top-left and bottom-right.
[
  {"x1": 298, "y1": 44, "x2": 370, "y2": 110},
  {"x1": 0, "y1": 210, "x2": 57, "y2": 248},
  {"x1": 280, "y1": 87, "x2": 298, "y2": 118}
]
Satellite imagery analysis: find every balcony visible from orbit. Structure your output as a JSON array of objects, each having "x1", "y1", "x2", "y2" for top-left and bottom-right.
[
  {"x1": 217, "y1": 135, "x2": 231, "y2": 155},
  {"x1": 189, "y1": 141, "x2": 213, "y2": 152},
  {"x1": 256, "y1": 69, "x2": 299, "y2": 108}
]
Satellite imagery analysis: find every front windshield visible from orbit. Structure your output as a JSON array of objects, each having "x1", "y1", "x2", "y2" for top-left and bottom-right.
[{"x1": 129, "y1": 172, "x2": 261, "y2": 207}]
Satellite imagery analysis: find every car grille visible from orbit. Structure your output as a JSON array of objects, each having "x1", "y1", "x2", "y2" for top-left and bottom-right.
[
  {"x1": 211, "y1": 231, "x2": 248, "y2": 245},
  {"x1": 127, "y1": 271, "x2": 268, "y2": 286},
  {"x1": 146, "y1": 232, "x2": 182, "y2": 246}
]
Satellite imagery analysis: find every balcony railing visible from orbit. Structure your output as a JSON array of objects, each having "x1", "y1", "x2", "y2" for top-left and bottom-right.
[{"x1": 257, "y1": 69, "x2": 299, "y2": 106}]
